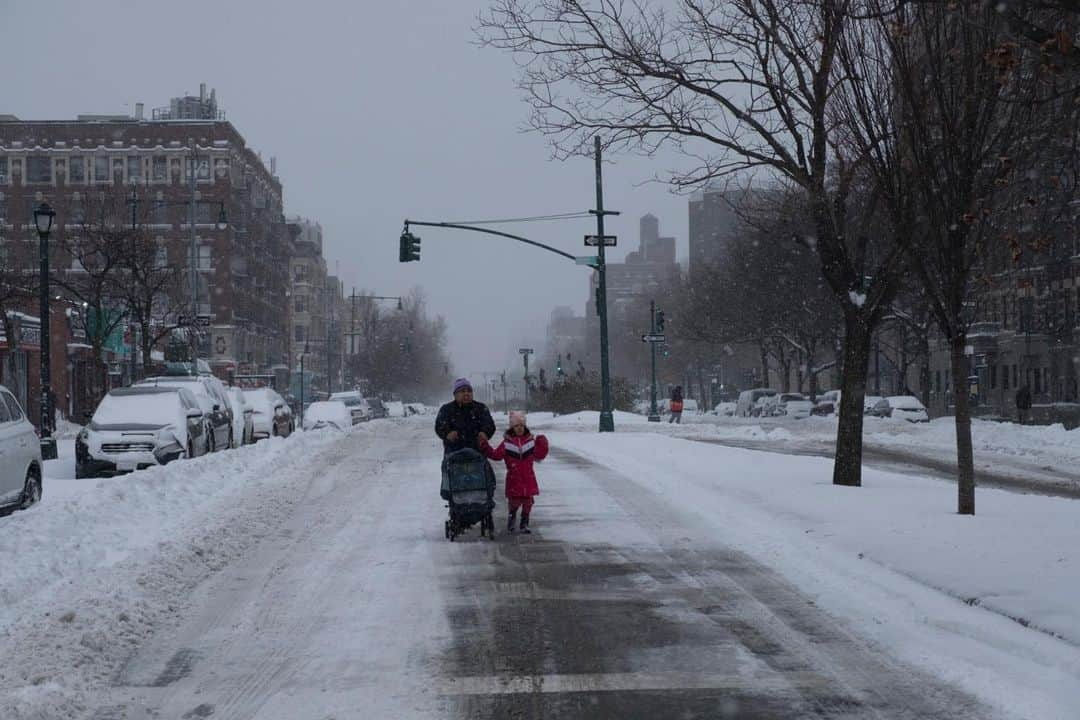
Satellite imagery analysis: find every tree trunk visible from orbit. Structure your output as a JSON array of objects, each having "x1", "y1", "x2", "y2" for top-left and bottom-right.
[
  {"x1": 950, "y1": 334, "x2": 976, "y2": 515},
  {"x1": 833, "y1": 312, "x2": 872, "y2": 487},
  {"x1": 141, "y1": 320, "x2": 154, "y2": 376},
  {"x1": 920, "y1": 332, "x2": 932, "y2": 410},
  {"x1": 760, "y1": 342, "x2": 769, "y2": 388},
  {"x1": 809, "y1": 365, "x2": 819, "y2": 402}
]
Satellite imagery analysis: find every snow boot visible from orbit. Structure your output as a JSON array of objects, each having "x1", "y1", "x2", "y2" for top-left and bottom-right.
[
  {"x1": 507, "y1": 512, "x2": 517, "y2": 533},
  {"x1": 519, "y1": 515, "x2": 531, "y2": 534}
]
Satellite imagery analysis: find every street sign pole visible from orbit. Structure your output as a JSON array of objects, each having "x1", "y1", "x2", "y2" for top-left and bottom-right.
[{"x1": 649, "y1": 300, "x2": 660, "y2": 422}]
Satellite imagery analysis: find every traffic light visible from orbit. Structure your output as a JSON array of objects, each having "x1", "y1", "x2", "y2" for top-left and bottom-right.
[
  {"x1": 399, "y1": 230, "x2": 421, "y2": 262},
  {"x1": 656, "y1": 309, "x2": 665, "y2": 332}
]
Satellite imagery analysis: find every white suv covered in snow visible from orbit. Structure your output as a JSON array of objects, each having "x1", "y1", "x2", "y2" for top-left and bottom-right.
[
  {"x1": 0, "y1": 384, "x2": 42, "y2": 513},
  {"x1": 76, "y1": 386, "x2": 209, "y2": 478}
]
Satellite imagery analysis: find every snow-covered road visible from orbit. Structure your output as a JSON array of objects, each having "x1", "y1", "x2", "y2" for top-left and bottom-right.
[{"x1": 3, "y1": 416, "x2": 1074, "y2": 719}]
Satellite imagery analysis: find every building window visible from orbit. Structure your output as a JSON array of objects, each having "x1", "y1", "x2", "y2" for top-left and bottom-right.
[
  {"x1": 198, "y1": 244, "x2": 212, "y2": 270},
  {"x1": 94, "y1": 156, "x2": 110, "y2": 184},
  {"x1": 0, "y1": 157, "x2": 7, "y2": 184},
  {"x1": 153, "y1": 200, "x2": 168, "y2": 225},
  {"x1": 68, "y1": 156, "x2": 85, "y2": 183},
  {"x1": 155, "y1": 241, "x2": 168, "y2": 269},
  {"x1": 186, "y1": 157, "x2": 211, "y2": 181},
  {"x1": 196, "y1": 202, "x2": 212, "y2": 224},
  {"x1": 26, "y1": 156, "x2": 52, "y2": 183},
  {"x1": 69, "y1": 196, "x2": 85, "y2": 226},
  {"x1": 127, "y1": 156, "x2": 142, "y2": 183},
  {"x1": 1003, "y1": 364, "x2": 1010, "y2": 390},
  {"x1": 152, "y1": 156, "x2": 168, "y2": 182},
  {"x1": 1035, "y1": 368, "x2": 1042, "y2": 394},
  {"x1": 990, "y1": 364, "x2": 997, "y2": 389},
  {"x1": 294, "y1": 325, "x2": 305, "y2": 342},
  {"x1": 295, "y1": 296, "x2": 306, "y2": 313}
]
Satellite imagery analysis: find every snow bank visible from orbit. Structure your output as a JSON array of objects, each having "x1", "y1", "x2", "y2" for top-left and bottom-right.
[
  {"x1": 550, "y1": 432, "x2": 1080, "y2": 720},
  {"x1": 0, "y1": 428, "x2": 346, "y2": 632}
]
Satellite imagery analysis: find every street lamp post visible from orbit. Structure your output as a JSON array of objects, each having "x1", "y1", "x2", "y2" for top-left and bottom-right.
[
  {"x1": 299, "y1": 341, "x2": 309, "y2": 429},
  {"x1": 34, "y1": 202, "x2": 58, "y2": 460}
]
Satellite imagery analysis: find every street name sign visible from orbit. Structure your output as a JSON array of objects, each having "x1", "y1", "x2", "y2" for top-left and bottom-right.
[
  {"x1": 584, "y1": 234, "x2": 617, "y2": 247},
  {"x1": 519, "y1": 348, "x2": 534, "y2": 354},
  {"x1": 642, "y1": 334, "x2": 666, "y2": 343}
]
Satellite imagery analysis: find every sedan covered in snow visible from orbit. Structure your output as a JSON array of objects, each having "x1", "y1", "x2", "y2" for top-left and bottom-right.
[
  {"x1": 302, "y1": 400, "x2": 351, "y2": 431},
  {"x1": 764, "y1": 393, "x2": 814, "y2": 419},
  {"x1": 243, "y1": 387, "x2": 294, "y2": 440},
  {"x1": 76, "y1": 386, "x2": 208, "y2": 478},
  {"x1": 871, "y1": 395, "x2": 930, "y2": 422}
]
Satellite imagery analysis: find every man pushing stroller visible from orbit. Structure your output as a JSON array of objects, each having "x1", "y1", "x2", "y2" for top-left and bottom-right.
[{"x1": 435, "y1": 378, "x2": 496, "y2": 454}]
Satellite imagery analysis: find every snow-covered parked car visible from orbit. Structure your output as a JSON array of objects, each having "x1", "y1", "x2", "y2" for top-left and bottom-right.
[
  {"x1": 871, "y1": 395, "x2": 930, "y2": 422},
  {"x1": 303, "y1": 400, "x2": 352, "y2": 431},
  {"x1": 329, "y1": 391, "x2": 370, "y2": 425},
  {"x1": 765, "y1": 393, "x2": 814, "y2": 419},
  {"x1": 137, "y1": 375, "x2": 233, "y2": 451},
  {"x1": 736, "y1": 388, "x2": 777, "y2": 417},
  {"x1": 813, "y1": 390, "x2": 841, "y2": 416},
  {"x1": 863, "y1": 395, "x2": 884, "y2": 415},
  {"x1": 243, "y1": 387, "x2": 294, "y2": 440},
  {"x1": 76, "y1": 386, "x2": 208, "y2": 478},
  {"x1": 0, "y1": 384, "x2": 42, "y2": 513},
  {"x1": 751, "y1": 395, "x2": 772, "y2": 417},
  {"x1": 227, "y1": 387, "x2": 255, "y2": 446},
  {"x1": 712, "y1": 401, "x2": 737, "y2": 416},
  {"x1": 384, "y1": 400, "x2": 406, "y2": 418}
]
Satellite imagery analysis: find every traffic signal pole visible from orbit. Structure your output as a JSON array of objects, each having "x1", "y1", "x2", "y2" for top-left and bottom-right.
[
  {"x1": 402, "y1": 136, "x2": 618, "y2": 433},
  {"x1": 649, "y1": 300, "x2": 660, "y2": 422},
  {"x1": 592, "y1": 137, "x2": 615, "y2": 433}
]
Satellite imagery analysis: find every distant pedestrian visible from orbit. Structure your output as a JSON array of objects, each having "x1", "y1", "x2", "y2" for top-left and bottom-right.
[
  {"x1": 669, "y1": 385, "x2": 684, "y2": 424},
  {"x1": 481, "y1": 411, "x2": 548, "y2": 534},
  {"x1": 1016, "y1": 384, "x2": 1032, "y2": 425}
]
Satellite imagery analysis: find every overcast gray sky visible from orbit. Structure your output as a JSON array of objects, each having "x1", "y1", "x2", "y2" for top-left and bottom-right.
[{"x1": 3, "y1": 0, "x2": 691, "y2": 382}]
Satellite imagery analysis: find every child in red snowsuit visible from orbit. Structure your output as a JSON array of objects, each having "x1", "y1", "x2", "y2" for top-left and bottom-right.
[{"x1": 480, "y1": 411, "x2": 549, "y2": 534}]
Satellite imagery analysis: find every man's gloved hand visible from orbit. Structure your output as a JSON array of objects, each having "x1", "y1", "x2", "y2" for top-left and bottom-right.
[{"x1": 447, "y1": 431, "x2": 460, "y2": 442}]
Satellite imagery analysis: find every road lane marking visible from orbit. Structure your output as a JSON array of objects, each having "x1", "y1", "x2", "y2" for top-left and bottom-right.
[{"x1": 437, "y1": 671, "x2": 832, "y2": 696}]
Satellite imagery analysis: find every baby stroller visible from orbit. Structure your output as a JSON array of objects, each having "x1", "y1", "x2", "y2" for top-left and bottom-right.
[{"x1": 441, "y1": 447, "x2": 496, "y2": 541}]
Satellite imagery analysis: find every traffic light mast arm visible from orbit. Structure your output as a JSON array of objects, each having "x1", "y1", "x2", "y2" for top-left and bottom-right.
[{"x1": 403, "y1": 220, "x2": 578, "y2": 262}]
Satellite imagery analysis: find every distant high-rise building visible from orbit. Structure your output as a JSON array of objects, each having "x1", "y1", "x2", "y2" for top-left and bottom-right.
[{"x1": 689, "y1": 188, "x2": 752, "y2": 276}]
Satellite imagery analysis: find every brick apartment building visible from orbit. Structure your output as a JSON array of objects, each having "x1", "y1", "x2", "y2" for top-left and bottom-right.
[{"x1": 0, "y1": 88, "x2": 290, "y2": 421}]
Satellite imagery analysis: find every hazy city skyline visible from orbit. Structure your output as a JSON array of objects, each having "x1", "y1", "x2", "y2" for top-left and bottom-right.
[{"x1": 1, "y1": 0, "x2": 693, "y2": 378}]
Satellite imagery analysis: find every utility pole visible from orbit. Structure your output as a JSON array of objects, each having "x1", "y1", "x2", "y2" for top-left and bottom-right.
[
  {"x1": 593, "y1": 137, "x2": 615, "y2": 432},
  {"x1": 501, "y1": 370, "x2": 508, "y2": 415}
]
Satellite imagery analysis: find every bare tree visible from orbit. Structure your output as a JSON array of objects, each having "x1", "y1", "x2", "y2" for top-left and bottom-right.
[
  {"x1": 479, "y1": 0, "x2": 908, "y2": 486},
  {"x1": 835, "y1": 0, "x2": 1078, "y2": 513},
  {"x1": 53, "y1": 193, "x2": 131, "y2": 400},
  {"x1": 116, "y1": 227, "x2": 191, "y2": 378}
]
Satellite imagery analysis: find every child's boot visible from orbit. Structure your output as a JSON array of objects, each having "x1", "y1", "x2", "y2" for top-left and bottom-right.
[
  {"x1": 507, "y1": 511, "x2": 517, "y2": 533},
  {"x1": 519, "y1": 514, "x2": 531, "y2": 534}
]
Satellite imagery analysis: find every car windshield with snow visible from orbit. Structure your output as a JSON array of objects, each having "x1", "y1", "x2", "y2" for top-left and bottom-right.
[{"x1": 76, "y1": 386, "x2": 208, "y2": 478}]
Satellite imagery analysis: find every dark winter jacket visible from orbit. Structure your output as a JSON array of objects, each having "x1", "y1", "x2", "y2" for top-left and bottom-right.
[
  {"x1": 481, "y1": 429, "x2": 549, "y2": 498},
  {"x1": 435, "y1": 400, "x2": 496, "y2": 454}
]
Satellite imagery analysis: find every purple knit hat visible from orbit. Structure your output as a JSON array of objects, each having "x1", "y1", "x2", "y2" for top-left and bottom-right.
[{"x1": 452, "y1": 377, "x2": 472, "y2": 394}]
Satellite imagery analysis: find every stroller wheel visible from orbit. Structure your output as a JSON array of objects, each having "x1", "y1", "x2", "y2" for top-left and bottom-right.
[{"x1": 444, "y1": 520, "x2": 450, "y2": 540}]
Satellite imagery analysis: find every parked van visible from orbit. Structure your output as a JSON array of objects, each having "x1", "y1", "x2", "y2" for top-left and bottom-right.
[{"x1": 735, "y1": 388, "x2": 777, "y2": 417}]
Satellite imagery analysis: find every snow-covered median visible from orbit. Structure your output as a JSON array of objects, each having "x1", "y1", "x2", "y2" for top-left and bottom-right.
[
  {"x1": 0, "y1": 424, "x2": 359, "y2": 718},
  {"x1": 549, "y1": 431, "x2": 1080, "y2": 720}
]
